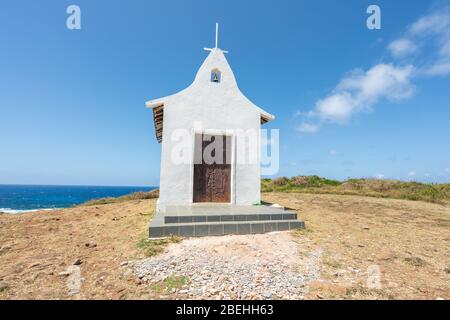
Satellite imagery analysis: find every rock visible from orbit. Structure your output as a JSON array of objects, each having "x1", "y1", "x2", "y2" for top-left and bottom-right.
[
  {"x1": 58, "y1": 271, "x2": 71, "y2": 277},
  {"x1": 0, "y1": 281, "x2": 9, "y2": 292},
  {"x1": 112, "y1": 290, "x2": 127, "y2": 300},
  {"x1": 33, "y1": 272, "x2": 46, "y2": 281},
  {"x1": 28, "y1": 262, "x2": 41, "y2": 268},
  {"x1": 120, "y1": 261, "x2": 128, "y2": 267},
  {"x1": 0, "y1": 245, "x2": 12, "y2": 252},
  {"x1": 376, "y1": 251, "x2": 397, "y2": 261},
  {"x1": 68, "y1": 289, "x2": 80, "y2": 295},
  {"x1": 362, "y1": 225, "x2": 369, "y2": 230},
  {"x1": 271, "y1": 203, "x2": 284, "y2": 209},
  {"x1": 85, "y1": 242, "x2": 97, "y2": 248},
  {"x1": 13, "y1": 263, "x2": 25, "y2": 274},
  {"x1": 357, "y1": 244, "x2": 365, "y2": 248},
  {"x1": 73, "y1": 259, "x2": 82, "y2": 266},
  {"x1": 128, "y1": 234, "x2": 317, "y2": 300},
  {"x1": 316, "y1": 293, "x2": 324, "y2": 299},
  {"x1": 444, "y1": 267, "x2": 450, "y2": 274}
]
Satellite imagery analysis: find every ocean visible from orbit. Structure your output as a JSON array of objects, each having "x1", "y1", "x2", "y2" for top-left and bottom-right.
[{"x1": 0, "y1": 184, "x2": 157, "y2": 214}]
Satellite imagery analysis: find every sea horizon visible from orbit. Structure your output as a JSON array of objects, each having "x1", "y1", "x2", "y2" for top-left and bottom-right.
[
  {"x1": 0, "y1": 183, "x2": 158, "y2": 188},
  {"x1": 0, "y1": 184, "x2": 158, "y2": 214}
]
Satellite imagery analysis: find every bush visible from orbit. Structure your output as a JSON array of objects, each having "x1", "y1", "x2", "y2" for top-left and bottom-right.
[
  {"x1": 261, "y1": 176, "x2": 450, "y2": 204},
  {"x1": 82, "y1": 189, "x2": 159, "y2": 206},
  {"x1": 290, "y1": 176, "x2": 309, "y2": 187},
  {"x1": 273, "y1": 177, "x2": 289, "y2": 186}
]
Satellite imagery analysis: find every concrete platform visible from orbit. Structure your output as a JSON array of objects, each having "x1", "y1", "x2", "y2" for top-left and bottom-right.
[{"x1": 149, "y1": 204, "x2": 304, "y2": 238}]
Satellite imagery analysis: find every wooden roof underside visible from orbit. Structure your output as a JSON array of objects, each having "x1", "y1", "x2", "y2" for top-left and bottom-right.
[
  {"x1": 152, "y1": 105, "x2": 164, "y2": 143},
  {"x1": 152, "y1": 105, "x2": 271, "y2": 143}
]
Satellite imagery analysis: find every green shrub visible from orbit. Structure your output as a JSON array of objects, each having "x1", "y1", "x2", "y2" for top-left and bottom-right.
[
  {"x1": 82, "y1": 189, "x2": 159, "y2": 206},
  {"x1": 273, "y1": 177, "x2": 289, "y2": 186},
  {"x1": 261, "y1": 175, "x2": 450, "y2": 204},
  {"x1": 137, "y1": 234, "x2": 182, "y2": 257}
]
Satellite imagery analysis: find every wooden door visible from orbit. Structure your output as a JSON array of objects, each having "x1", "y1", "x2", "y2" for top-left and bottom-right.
[{"x1": 193, "y1": 134, "x2": 231, "y2": 203}]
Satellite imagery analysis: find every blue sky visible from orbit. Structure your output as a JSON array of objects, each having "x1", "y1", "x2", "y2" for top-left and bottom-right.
[{"x1": 1, "y1": 0, "x2": 449, "y2": 186}]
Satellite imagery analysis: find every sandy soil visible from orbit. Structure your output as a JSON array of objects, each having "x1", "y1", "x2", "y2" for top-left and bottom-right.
[
  {"x1": 0, "y1": 193, "x2": 449, "y2": 300},
  {"x1": 0, "y1": 200, "x2": 157, "y2": 299},
  {"x1": 263, "y1": 193, "x2": 450, "y2": 299}
]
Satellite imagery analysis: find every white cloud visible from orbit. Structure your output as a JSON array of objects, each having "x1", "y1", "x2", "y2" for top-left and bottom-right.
[
  {"x1": 388, "y1": 38, "x2": 417, "y2": 57},
  {"x1": 337, "y1": 64, "x2": 415, "y2": 101},
  {"x1": 297, "y1": 5, "x2": 450, "y2": 134},
  {"x1": 410, "y1": 8, "x2": 450, "y2": 35},
  {"x1": 329, "y1": 149, "x2": 337, "y2": 156},
  {"x1": 315, "y1": 92, "x2": 357, "y2": 123},
  {"x1": 424, "y1": 29, "x2": 450, "y2": 76},
  {"x1": 425, "y1": 60, "x2": 450, "y2": 76},
  {"x1": 445, "y1": 168, "x2": 450, "y2": 174},
  {"x1": 408, "y1": 171, "x2": 417, "y2": 177},
  {"x1": 390, "y1": 6, "x2": 450, "y2": 76},
  {"x1": 374, "y1": 173, "x2": 385, "y2": 179},
  {"x1": 297, "y1": 122, "x2": 319, "y2": 133},
  {"x1": 298, "y1": 64, "x2": 415, "y2": 132}
]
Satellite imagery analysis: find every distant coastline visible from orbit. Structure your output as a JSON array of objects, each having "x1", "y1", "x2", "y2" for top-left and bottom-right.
[
  {"x1": 0, "y1": 208, "x2": 63, "y2": 214},
  {"x1": 0, "y1": 184, "x2": 158, "y2": 214}
]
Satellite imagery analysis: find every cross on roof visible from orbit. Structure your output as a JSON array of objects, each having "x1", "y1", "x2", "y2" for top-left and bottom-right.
[{"x1": 204, "y1": 23, "x2": 228, "y2": 53}]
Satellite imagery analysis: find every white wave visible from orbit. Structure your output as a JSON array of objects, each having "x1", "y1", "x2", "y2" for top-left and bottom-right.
[{"x1": 0, "y1": 208, "x2": 62, "y2": 214}]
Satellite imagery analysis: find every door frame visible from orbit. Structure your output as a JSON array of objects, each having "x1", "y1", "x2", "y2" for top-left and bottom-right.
[{"x1": 189, "y1": 128, "x2": 236, "y2": 204}]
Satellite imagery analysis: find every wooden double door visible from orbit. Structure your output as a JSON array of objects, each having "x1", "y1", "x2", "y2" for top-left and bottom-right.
[{"x1": 193, "y1": 134, "x2": 232, "y2": 203}]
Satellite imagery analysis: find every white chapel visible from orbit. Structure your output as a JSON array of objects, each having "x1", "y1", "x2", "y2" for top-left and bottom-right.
[{"x1": 146, "y1": 24, "x2": 274, "y2": 213}]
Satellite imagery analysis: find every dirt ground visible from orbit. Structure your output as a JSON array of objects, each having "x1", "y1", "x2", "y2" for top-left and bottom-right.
[
  {"x1": 0, "y1": 200, "x2": 157, "y2": 299},
  {"x1": 263, "y1": 193, "x2": 450, "y2": 299},
  {"x1": 0, "y1": 193, "x2": 449, "y2": 300}
]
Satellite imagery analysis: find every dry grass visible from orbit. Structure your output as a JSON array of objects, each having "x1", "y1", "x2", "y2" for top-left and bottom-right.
[
  {"x1": 149, "y1": 275, "x2": 189, "y2": 294},
  {"x1": 137, "y1": 235, "x2": 182, "y2": 257},
  {"x1": 265, "y1": 192, "x2": 450, "y2": 300},
  {"x1": 0, "y1": 199, "x2": 159, "y2": 299},
  {"x1": 81, "y1": 189, "x2": 159, "y2": 206},
  {"x1": 262, "y1": 176, "x2": 450, "y2": 204},
  {"x1": 0, "y1": 191, "x2": 449, "y2": 300}
]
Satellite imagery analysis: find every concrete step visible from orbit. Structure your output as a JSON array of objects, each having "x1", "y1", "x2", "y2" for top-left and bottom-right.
[
  {"x1": 164, "y1": 212, "x2": 297, "y2": 224},
  {"x1": 149, "y1": 219, "x2": 304, "y2": 238}
]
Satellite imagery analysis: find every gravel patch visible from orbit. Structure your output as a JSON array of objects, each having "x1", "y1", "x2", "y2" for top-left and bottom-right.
[{"x1": 130, "y1": 232, "x2": 321, "y2": 299}]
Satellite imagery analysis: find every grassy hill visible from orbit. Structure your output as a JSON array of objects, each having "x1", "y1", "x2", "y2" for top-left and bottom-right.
[
  {"x1": 79, "y1": 176, "x2": 450, "y2": 206},
  {"x1": 262, "y1": 176, "x2": 450, "y2": 204},
  {"x1": 81, "y1": 189, "x2": 159, "y2": 206}
]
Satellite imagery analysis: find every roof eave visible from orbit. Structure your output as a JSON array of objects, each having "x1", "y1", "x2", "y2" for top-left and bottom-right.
[
  {"x1": 145, "y1": 97, "x2": 166, "y2": 109},
  {"x1": 258, "y1": 106, "x2": 275, "y2": 124}
]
